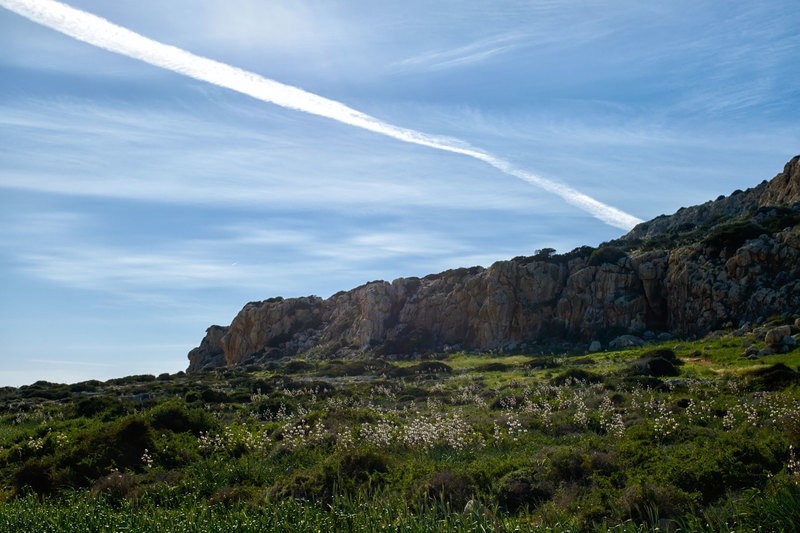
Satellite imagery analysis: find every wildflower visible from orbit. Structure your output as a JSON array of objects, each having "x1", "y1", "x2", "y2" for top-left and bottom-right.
[{"x1": 141, "y1": 448, "x2": 154, "y2": 469}]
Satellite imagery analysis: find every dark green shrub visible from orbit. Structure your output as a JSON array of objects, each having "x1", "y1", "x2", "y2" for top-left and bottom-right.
[
  {"x1": 334, "y1": 450, "x2": 389, "y2": 483},
  {"x1": 626, "y1": 350, "x2": 681, "y2": 378},
  {"x1": 745, "y1": 363, "x2": 800, "y2": 390},
  {"x1": 551, "y1": 368, "x2": 602, "y2": 385},
  {"x1": 66, "y1": 416, "x2": 155, "y2": 480},
  {"x1": 475, "y1": 363, "x2": 511, "y2": 372},
  {"x1": 91, "y1": 472, "x2": 137, "y2": 506},
  {"x1": 588, "y1": 246, "x2": 627, "y2": 266},
  {"x1": 200, "y1": 389, "x2": 230, "y2": 403},
  {"x1": 105, "y1": 417, "x2": 154, "y2": 470},
  {"x1": 618, "y1": 481, "x2": 693, "y2": 524},
  {"x1": 547, "y1": 447, "x2": 591, "y2": 484},
  {"x1": 70, "y1": 397, "x2": 127, "y2": 419},
  {"x1": 418, "y1": 469, "x2": 476, "y2": 510},
  {"x1": 284, "y1": 360, "x2": 314, "y2": 374},
  {"x1": 408, "y1": 361, "x2": 452, "y2": 375},
  {"x1": 149, "y1": 401, "x2": 215, "y2": 435},
  {"x1": 19, "y1": 382, "x2": 70, "y2": 400},
  {"x1": 184, "y1": 391, "x2": 201, "y2": 403},
  {"x1": 12, "y1": 458, "x2": 58, "y2": 498},
  {"x1": 703, "y1": 220, "x2": 765, "y2": 255},
  {"x1": 209, "y1": 485, "x2": 264, "y2": 508},
  {"x1": 669, "y1": 434, "x2": 781, "y2": 504},
  {"x1": 269, "y1": 471, "x2": 324, "y2": 502},
  {"x1": 107, "y1": 374, "x2": 156, "y2": 385},
  {"x1": 69, "y1": 380, "x2": 102, "y2": 393},
  {"x1": 495, "y1": 467, "x2": 553, "y2": 512}
]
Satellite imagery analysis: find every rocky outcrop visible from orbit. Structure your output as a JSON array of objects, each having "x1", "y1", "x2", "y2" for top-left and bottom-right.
[
  {"x1": 188, "y1": 156, "x2": 800, "y2": 371},
  {"x1": 625, "y1": 156, "x2": 800, "y2": 241},
  {"x1": 186, "y1": 325, "x2": 228, "y2": 372}
]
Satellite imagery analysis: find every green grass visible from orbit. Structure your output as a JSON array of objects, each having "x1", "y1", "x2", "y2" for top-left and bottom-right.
[{"x1": 1, "y1": 326, "x2": 798, "y2": 531}]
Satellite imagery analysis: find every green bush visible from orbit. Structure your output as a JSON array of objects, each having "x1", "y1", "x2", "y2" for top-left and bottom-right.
[
  {"x1": 418, "y1": 469, "x2": 475, "y2": 510},
  {"x1": 495, "y1": 467, "x2": 553, "y2": 512},
  {"x1": 12, "y1": 458, "x2": 58, "y2": 498},
  {"x1": 588, "y1": 246, "x2": 627, "y2": 266},
  {"x1": 149, "y1": 401, "x2": 216, "y2": 435}
]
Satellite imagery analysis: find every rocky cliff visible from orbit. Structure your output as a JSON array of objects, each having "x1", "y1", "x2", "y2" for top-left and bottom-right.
[{"x1": 187, "y1": 156, "x2": 800, "y2": 372}]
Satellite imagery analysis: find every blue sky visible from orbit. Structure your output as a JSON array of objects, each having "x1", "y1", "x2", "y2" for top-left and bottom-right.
[{"x1": 1, "y1": 0, "x2": 798, "y2": 386}]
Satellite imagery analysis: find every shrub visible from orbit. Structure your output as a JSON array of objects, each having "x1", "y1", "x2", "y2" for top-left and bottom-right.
[
  {"x1": 669, "y1": 434, "x2": 781, "y2": 504},
  {"x1": 588, "y1": 246, "x2": 627, "y2": 266},
  {"x1": 12, "y1": 458, "x2": 58, "y2": 498},
  {"x1": 618, "y1": 481, "x2": 693, "y2": 524},
  {"x1": 495, "y1": 467, "x2": 553, "y2": 512},
  {"x1": 284, "y1": 360, "x2": 314, "y2": 374},
  {"x1": 551, "y1": 368, "x2": 602, "y2": 385},
  {"x1": 418, "y1": 469, "x2": 476, "y2": 510},
  {"x1": 149, "y1": 401, "x2": 216, "y2": 435},
  {"x1": 200, "y1": 389, "x2": 230, "y2": 403},
  {"x1": 475, "y1": 363, "x2": 511, "y2": 372},
  {"x1": 70, "y1": 397, "x2": 127, "y2": 420},
  {"x1": 91, "y1": 472, "x2": 137, "y2": 506},
  {"x1": 269, "y1": 471, "x2": 324, "y2": 502},
  {"x1": 547, "y1": 447, "x2": 591, "y2": 484},
  {"x1": 67, "y1": 416, "x2": 155, "y2": 480},
  {"x1": 626, "y1": 349, "x2": 681, "y2": 378},
  {"x1": 745, "y1": 363, "x2": 800, "y2": 390},
  {"x1": 335, "y1": 450, "x2": 390, "y2": 482},
  {"x1": 209, "y1": 485, "x2": 264, "y2": 508}
]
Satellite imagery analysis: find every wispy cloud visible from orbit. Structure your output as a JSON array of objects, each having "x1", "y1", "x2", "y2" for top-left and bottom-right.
[
  {"x1": 393, "y1": 34, "x2": 522, "y2": 71},
  {"x1": 1, "y1": 209, "x2": 495, "y2": 300},
  {"x1": 0, "y1": 0, "x2": 642, "y2": 230}
]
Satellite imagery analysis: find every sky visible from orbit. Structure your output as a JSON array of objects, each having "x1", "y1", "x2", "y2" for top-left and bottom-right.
[{"x1": 1, "y1": 1, "x2": 798, "y2": 386}]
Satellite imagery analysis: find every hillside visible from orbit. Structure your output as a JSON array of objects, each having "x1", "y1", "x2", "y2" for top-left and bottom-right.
[
  {"x1": 188, "y1": 156, "x2": 800, "y2": 372},
  {"x1": 2, "y1": 325, "x2": 800, "y2": 530},
  {"x1": 2, "y1": 159, "x2": 800, "y2": 530}
]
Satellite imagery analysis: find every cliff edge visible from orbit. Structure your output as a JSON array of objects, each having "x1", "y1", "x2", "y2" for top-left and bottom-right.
[{"x1": 188, "y1": 156, "x2": 800, "y2": 372}]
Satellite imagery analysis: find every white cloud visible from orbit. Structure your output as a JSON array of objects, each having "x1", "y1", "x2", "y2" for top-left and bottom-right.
[
  {"x1": 393, "y1": 34, "x2": 523, "y2": 71},
  {"x1": 0, "y1": 0, "x2": 641, "y2": 230}
]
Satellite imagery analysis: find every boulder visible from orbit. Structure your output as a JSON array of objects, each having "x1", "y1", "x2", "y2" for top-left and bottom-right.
[
  {"x1": 608, "y1": 335, "x2": 645, "y2": 350},
  {"x1": 765, "y1": 325, "x2": 792, "y2": 349}
]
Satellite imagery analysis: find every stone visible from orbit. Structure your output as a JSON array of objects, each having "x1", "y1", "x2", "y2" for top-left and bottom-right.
[
  {"x1": 765, "y1": 325, "x2": 792, "y2": 349},
  {"x1": 608, "y1": 335, "x2": 645, "y2": 350},
  {"x1": 588, "y1": 341, "x2": 602, "y2": 353},
  {"x1": 187, "y1": 325, "x2": 228, "y2": 372}
]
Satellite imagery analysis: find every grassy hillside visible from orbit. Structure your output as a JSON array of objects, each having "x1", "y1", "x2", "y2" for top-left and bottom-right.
[{"x1": 1, "y1": 324, "x2": 799, "y2": 531}]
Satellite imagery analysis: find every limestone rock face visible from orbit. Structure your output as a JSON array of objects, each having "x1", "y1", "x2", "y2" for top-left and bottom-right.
[
  {"x1": 187, "y1": 156, "x2": 800, "y2": 372},
  {"x1": 665, "y1": 227, "x2": 800, "y2": 336},
  {"x1": 187, "y1": 325, "x2": 228, "y2": 372},
  {"x1": 220, "y1": 297, "x2": 324, "y2": 367}
]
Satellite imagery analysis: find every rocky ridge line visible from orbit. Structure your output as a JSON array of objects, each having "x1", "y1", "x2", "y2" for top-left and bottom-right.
[{"x1": 188, "y1": 156, "x2": 800, "y2": 372}]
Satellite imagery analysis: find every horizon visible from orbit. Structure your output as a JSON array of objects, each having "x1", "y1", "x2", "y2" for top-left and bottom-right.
[{"x1": 1, "y1": 0, "x2": 799, "y2": 387}]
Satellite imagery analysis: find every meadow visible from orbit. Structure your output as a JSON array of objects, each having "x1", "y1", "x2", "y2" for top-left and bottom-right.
[{"x1": 1, "y1": 323, "x2": 798, "y2": 532}]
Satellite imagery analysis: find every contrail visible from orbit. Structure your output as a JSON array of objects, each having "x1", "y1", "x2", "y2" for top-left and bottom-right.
[{"x1": 1, "y1": 0, "x2": 643, "y2": 230}]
